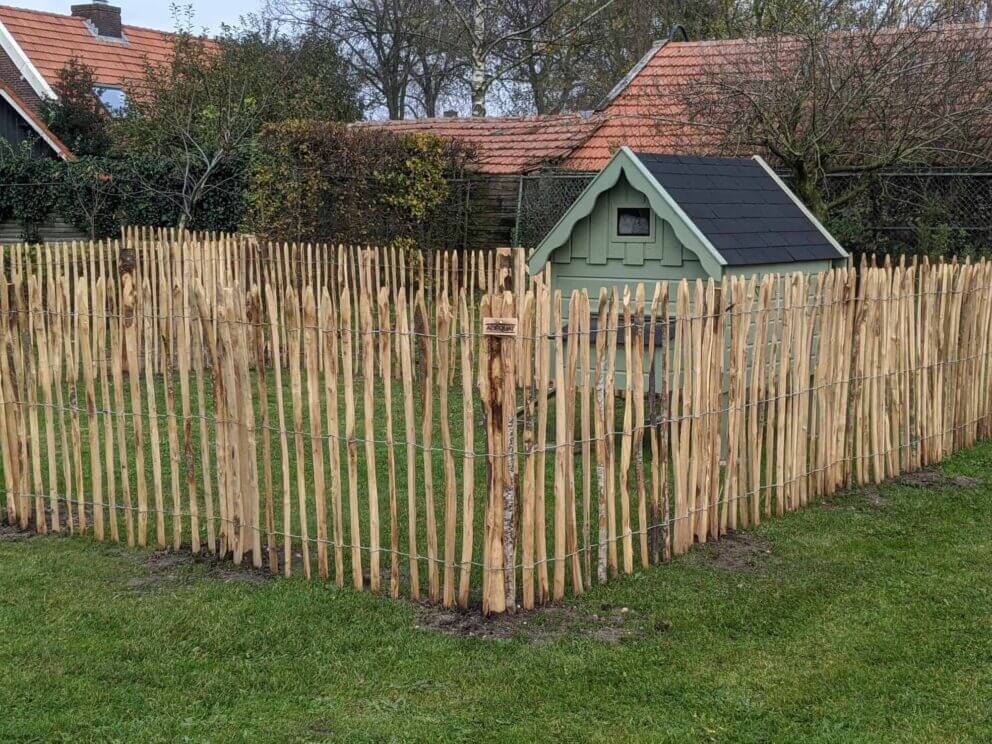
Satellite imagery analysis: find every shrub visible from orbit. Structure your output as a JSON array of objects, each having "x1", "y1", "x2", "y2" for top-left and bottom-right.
[
  {"x1": 0, "y1": 148, "x2": 245, "y2": 241},
  {"x1": 243, "y1": 121, "x2": 474, "y2": 247}
]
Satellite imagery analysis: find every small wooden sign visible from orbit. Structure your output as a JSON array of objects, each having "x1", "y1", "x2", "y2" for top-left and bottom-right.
[{"x1": 482, "y1": 317, "x2": 518, "y2": 337}]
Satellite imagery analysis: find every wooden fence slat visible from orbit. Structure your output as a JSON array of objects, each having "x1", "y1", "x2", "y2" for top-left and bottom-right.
[
  {"x1": 250, "y1": 288, "x2": 276, "y2": 572},
  {"x1": 193, "y1": 282, "x2": 218, "y2": 555},
  {"x1": 360, "y1": 276, "x2": 381, "y2": 593},
  {"x1": 437, "y1": 292, "x2": 457, "y2": 607},
  {"x1": 163, "y1": 275, "x2": 183, "y2": 551},
  {"x1": 533, "y1": 281, "x2": 551, "y2": 601},
  {"x1": 618, "y1": 288, "x2": 634, "y2": 574},
  {"x1": 501, "y1": 290, "x2": 519, "y2": 610},
  {"x1": 378, "y1": 286, "x2": 401, "y2": 599},
  {"x1": 415, "y1": 289, "x2": 440, "y2": 602},
  {"x1": 265, "y1": 284, "x2": 291, "y2": 575},
  {"x1": 458, "y1": 288, "x2": 476, "y2": 609},
  {"x1": 304, "y1": 287, "x2": 329, "y2": 580},
  {"x1": 673, "y1": 280, "x2": 691, "y2": 555},
  {"x1": 519, "y1": 289, "x2": 536, "y2": 609},
  {"x1": 552, "y1": 290, "x2": 568, "y2": 599},
  {"x1": 632, "y1": 285, "x2": 648, "y2": 569},
  {"x1": 340, "y1": 285, "x2": 362, "y2": 590},
  {"x1": 396, "y1": 291, "x2": 420, "y2": 599},
  {"x1": 320, "y1": 288, "x2": 345, "y2": 587},
  {"x1": 286, "y1": 287, "x2": 312, "y2": 579},
  {"x1": 79, "y1": 280, "x2": 104, "y2": 540},
  {"x1": 24, "y1": 276, "x2": 45, "y2": 534},
  {"x1": 35, "y1": 275, "x2": 60, "y2": 533},
  {"x1": 577, "y1": 290, "x2": 593, "y2": 585}
]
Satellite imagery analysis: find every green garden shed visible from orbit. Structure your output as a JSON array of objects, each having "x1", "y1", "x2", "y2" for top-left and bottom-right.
[{"x1": 527, "y1": 147, "x2": 849, "y2": 299}]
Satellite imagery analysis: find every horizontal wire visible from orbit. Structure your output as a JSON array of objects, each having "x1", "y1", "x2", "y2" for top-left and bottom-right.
[
  {"x1": 6, "y1": 408, "x2": 989, "y2": 575},
  {"x1": 7, "y1": 344, "x2": 992, "y2": 460},
  {"x1": 5, "y1": 278, "x2": 992, "y2": 343}
]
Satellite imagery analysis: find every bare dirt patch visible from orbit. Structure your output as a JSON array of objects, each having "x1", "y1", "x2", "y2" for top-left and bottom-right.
[
  {"x1": 895, "y1": 469, "x2": 983, "y2": 489},
  {"x1": 691, "y1": 531, "x2": 774, "y2": 574},
  {"x1": 0, "y1": 523, "x2": 33, "y2": 541},
  {"x1": 951, "y1": 475, "x2": 984, "y2": 488},
  {"x1": 125, "y1": 548, "x2": 274, "y2": 593},
  {"x1": 414, "y1": 602, "x2": 659, "y2": 644}
]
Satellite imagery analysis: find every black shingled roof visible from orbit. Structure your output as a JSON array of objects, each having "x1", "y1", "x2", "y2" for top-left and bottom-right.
[{"x1": 634, "y1": 152, "x2": 845, "y2": 266}]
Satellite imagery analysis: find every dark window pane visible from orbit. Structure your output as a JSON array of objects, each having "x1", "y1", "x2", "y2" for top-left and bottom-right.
[{"x1": 617, "y1": 207, "x2": 650, "y2": 236}]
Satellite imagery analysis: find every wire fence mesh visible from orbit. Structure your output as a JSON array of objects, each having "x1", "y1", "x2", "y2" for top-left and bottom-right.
[{"x1": 511, "y1": 169, "x2": 992, "y2": 255}]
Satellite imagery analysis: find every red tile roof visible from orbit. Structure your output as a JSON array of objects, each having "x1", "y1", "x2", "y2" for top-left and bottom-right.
[
  {"x1": 358, "y1": 113, "x2": 607, "y2": 174},
  {"x1": 564, "y1": 37, "x2": 756, "y2": 171},
  {"x1": 0, "y1": 4, "x2": 178, "y2": 91},
  {"x1": 566, "y1": 24, "x2": 992, "y2": 171}
]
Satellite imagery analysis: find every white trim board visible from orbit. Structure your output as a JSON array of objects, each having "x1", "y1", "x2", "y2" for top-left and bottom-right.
[{"x1": 0, "y1": 20, "x2": 55, "y2": 101}]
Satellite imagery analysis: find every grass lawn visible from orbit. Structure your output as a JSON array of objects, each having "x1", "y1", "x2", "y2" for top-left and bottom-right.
[{"x1": 2, "y1": 441, "x2": 992, "y2": 742}]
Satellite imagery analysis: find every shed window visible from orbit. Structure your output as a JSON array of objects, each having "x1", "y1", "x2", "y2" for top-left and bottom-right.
[{"x1": 617, "y1": 207, "x2": 651, "y2": 236}]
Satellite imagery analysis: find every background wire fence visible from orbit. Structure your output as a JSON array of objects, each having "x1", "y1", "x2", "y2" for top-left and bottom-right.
[
  {"x1": 512, "y1": 169, "x2": 992, "y2": 255},
  {"x1": 2, "y1": 230, "x2": 992, "y2": 615}
]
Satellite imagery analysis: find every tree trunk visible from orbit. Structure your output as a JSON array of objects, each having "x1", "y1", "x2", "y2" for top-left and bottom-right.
[
  {"x1": 470, "y1": 73, "x2": 487, "y2": 117},
  {"x1": 424, "y1": 94, "x2": 438, "y2": 118},
  {"x1": 386, "y1": 89, "x2": 405, "y2": 120},
  {"x1": 470, "y1": 0, "x2": 487, "y2": 117},
  {"x1": 790, "y1": 164, "x2": 828, "y2": 221}
]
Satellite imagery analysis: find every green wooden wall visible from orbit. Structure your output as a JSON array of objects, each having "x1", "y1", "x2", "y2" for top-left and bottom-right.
[
  {"x1": 540, "y1": 171, "x2": 840, "y2": 389},
  {"x1": 545, "y1": 172, "x2": 838, "y2": 316},
  {"x1": 549, "y1": 173, "x2": 709, "y2": 302}
]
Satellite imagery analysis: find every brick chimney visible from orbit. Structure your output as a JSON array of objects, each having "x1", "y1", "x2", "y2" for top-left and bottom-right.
[{"x1": 71, "y1": 1, "x2": 123, "y2": 39}]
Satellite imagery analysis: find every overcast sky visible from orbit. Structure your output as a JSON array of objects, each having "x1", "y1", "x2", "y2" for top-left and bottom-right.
[{"x1": 11, "y1": 1, "x2": 262, "y2": 34}]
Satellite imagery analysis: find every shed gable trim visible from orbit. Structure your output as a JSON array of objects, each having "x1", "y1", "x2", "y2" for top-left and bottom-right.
[{"x1": 528, "y1": 147, "x2": 726, "y2": 277}]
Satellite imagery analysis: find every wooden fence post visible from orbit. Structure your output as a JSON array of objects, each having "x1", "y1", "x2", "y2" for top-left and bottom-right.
[{"x1": 480, "y1": 292, "x2": 519, "y2": 615}]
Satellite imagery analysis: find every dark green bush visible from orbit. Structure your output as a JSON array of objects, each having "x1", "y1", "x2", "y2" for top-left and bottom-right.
[{"x1": 0, "y1": 147, "x2": 245, "y2": 240}]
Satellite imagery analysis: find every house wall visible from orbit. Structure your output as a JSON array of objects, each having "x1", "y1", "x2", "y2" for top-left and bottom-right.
[
  {"x1": 0, "y1": 216, "x2": 87, "y2": 245},
  {"x1": 0, "y1": 47, "x2": 43, "y2": 111},
  {"x1": 0, "y1": 94, "x2": 51, "y2": 158}
]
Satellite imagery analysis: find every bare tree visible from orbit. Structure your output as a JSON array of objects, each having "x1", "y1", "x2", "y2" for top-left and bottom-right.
[
  {"x1": 407, "y1": 1, "x2": 465, "y2": 116},
  {"x1": 670, "y1": 1, "x2": 992, "y2": 218},
  {"x1": 501, "y1": 0, "x2": 747, "y2": 114},
  {"x1": 117, "y1": 17, "x2": 360, "y2": 228},
  {"x1": 269, "y1": 0, "x2": 423, "y2": 119},
  {"x1": 441, "y1": 0, "x2": 619, "y2": 116}
]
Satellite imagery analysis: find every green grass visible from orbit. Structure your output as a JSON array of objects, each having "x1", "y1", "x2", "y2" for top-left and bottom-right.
[{"x1": 3, "y1": 441, "x2": 992, "y2": 742}]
